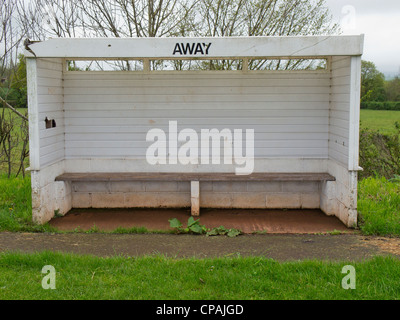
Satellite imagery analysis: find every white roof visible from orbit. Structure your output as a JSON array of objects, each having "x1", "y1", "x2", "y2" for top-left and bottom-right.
[{"x1": 25, "y1": 35, "x2": 364, "y2": 59}]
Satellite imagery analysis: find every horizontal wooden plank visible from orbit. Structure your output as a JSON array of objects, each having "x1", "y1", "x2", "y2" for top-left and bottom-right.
[
  {"x1": 331, "y1": 76, "x2": 350, "y2": 87},
  {"x1": 65, "y1": 140, "x2": 328, "y2": 149},
  {"x1": 331, "y1": 57, "x2": 351, "y2": 69},
  {"x1": 66, "y1": 132, "x2": 329, "y2": 142},
  {"x1": 329, "y1": 148, "x2": 348, "y2": 166},
  {"x1": 56, "y1": 172, "x2": 336, "y2": 182},
  {"x1": 37, "y1": 58, "x2": 63, "y2": 68},
  {"x1": 331, "y1": 85, "x2": 350, "y2": 95},
  {"x1": 64, "y1": 86, "x2": 331, "y2": 96},
  {"x1": 38, "y1": 95, "x2": 63, "y2": 104},
  {"x1": 64, "y1": 117, "x2": 329, "y2": 126},
  {"x1": 329, "y1": 125, "x2": 349, "y2": 140},
  {"x1": 330, "y1": 117, "x2": 349, "y2": 130},
  {"x1": 63, "y1": 94, "x2": 330, "y2": 103},
  {"x1": 37, "y1": 77, "x2": 63, "y2": 87},
  {"x1": 65, "y1": 147, "x2": 328, "y2": 157},
  {"x1": 64, "y1": 101, "x2": 330, "y2": 111},
  {"x1": 64, "y1": 109, "x2": 329, "y2": 119},
  {"x1": 38, "y1": 86, "x2": 64, "y2": 96},
  {"x1": 40, "y1": 150, "x2": 65, "y2": 167},
  {"x1": 63, "y1": 78, "x2": 331, "y2": 88},
  {"x1": 330, "y1": 101, "x2": 350, "y2": 112},
  {"x1": 65, "y1": 124, "x2": 329, "y2": 134},
  {"x1": 331, "y1": 66, "x2": 351, "y2": 78},
  {"x1": 63, "y1": 72, "x2": 331, "y2": 81},
  {"x1": 329, "y1": 110, "x2": 349, "y2": 121},
  {"x1": 37, "y1": 68, "x2": 62, "y2": 79}
]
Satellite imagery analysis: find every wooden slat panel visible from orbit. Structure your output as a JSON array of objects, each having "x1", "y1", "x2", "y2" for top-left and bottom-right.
[
  {"x1": 329, "y1": 56, "x2": 351, "y2": 166},
  {"x1": 64, "y1": 71, "x2": 330, "y2": 159},
  {"x1": 37, "y1": 58, "x2": 65, "y2": 167}
]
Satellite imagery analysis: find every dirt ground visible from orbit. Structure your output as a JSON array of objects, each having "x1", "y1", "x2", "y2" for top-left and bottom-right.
[
  {"x1": 0, "y1": 232, "x2": 399, "y2": 261},
  {"x1": 49, "y1": 208, "x2": 350, "y2": 234}
]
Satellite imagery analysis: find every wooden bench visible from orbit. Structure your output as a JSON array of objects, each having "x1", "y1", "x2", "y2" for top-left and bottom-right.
[{"x1": 56, "y1": 172, "x2": 336, "y2": 216}]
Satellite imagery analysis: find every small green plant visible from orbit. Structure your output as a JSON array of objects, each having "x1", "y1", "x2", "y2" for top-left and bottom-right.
[
  {"x1": 54, "y1": 209, "x2": 63, "y2": 218},
  {"x1": 168, "y1": 217, "x2": 242, "y2": 237},
  {"x1": 169, "y1": 217, "x2": 208, "y2": 234},
  {"x1": 206, "y1": 225, "x2": 241, "y2": 238}
]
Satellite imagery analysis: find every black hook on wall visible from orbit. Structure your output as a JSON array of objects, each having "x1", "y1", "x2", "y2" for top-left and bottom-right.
[{"x1": 45, "y1": 117, "x2": 56, "y2": 129}]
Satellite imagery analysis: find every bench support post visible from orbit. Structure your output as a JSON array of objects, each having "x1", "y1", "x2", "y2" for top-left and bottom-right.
[{"x1": 191, "y1": 181, "x2": 200, "y2": 216}]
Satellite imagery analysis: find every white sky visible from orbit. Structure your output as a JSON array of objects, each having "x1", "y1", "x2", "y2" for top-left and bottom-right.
[{"x1": 325, "y1": 0, "x2": 400, "y2": 76}]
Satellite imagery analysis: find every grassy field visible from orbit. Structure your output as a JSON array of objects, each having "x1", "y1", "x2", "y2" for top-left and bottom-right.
[
  {"x1": 0, "y1": 251, "x2": 399, "y2": 300},
  {"x1": 0, "y1": 174, "x2": 52, "y2": 232},
  {"x1": 360, "y1": 110, "x2": 400, "y2": 134},
  {"x1": 357, "y1": 177, "x2": 400, "y2": 236}
]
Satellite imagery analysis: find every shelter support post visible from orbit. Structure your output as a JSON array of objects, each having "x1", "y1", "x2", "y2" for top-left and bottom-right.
[{"x1": 191, "y1": 181, "x2": 200, "y2": 217}]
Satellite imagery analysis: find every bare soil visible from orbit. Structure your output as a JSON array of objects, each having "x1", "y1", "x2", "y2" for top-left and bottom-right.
[
  {"x1": 0, "y1": 232, "x2": 398, "y2": 261},
  {"x1": 49, "y1": 208, "x2": 350, "y2": 234}
]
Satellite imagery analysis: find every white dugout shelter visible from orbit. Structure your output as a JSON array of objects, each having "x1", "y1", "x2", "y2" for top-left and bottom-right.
[{"x1": 25, "y1": 35, "x2": 364, "y2": 227}]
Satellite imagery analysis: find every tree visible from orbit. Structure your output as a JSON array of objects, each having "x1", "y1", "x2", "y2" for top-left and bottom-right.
[
  {"x1": 385, "y1": 77, "x2": 400, "y2": 102},
  {"x1": 9, "y1": 55, "x2": 27, "y2": 108},
  {"x1": 361, "y1": 60, "x2": 386, "y2": 102}
]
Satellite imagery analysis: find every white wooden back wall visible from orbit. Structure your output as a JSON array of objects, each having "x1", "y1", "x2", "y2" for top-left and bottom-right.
[{"x1": 62, "y1": 71, "x2": 331, "y2": 160}]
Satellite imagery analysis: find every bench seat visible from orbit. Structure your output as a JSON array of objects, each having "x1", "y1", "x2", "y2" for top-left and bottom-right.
[
  {"x1": 56, "y1": 172, "x2": 335, "y2": 216},
  {"x1": 55, "y1": 172, "x2": 335, "y2": 182}
]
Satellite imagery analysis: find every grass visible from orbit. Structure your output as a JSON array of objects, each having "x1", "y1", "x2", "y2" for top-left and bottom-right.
[
  {"x1": 0, "y1": 251, "x2": 399, "y2": 300},
  {"x1": 358, "y1": 177, "x2": 400, "y2": 236},
  {"x1": 0, "y1": 174, "x2": 53, "y2": 232},
  {"x1": 360, "y1": 110, "x2": 400, "y2": 135}
]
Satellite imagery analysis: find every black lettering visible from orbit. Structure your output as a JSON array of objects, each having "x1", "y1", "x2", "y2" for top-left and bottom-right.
[
  {"x1": 194, "y1": 43, "x2": 204, "y2": 55},
  {"x1": 182, "y1": 43, "x2": 195, "y2": 55},
  {"x1": 173, "y1": 43, "x2": 182, "y2": 55},
  {"x1": 204, "y1": 43, "x2": 212, "y2": 55}
]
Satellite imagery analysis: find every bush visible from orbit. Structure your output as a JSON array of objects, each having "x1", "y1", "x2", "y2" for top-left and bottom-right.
[
  {"x1": 360, "y1": 101, "x2": 400, "y2": 111},
  {"x1": 359, "y1": 124, "x2": 400, "y2": 179}
]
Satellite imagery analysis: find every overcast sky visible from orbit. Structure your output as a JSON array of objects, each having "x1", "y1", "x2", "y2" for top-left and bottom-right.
[{"x1": 325, "y1": 0, "x2": 400, "y2": 76}]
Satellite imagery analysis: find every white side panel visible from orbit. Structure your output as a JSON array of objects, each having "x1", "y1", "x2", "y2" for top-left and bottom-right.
[
  {"x1": 63, "y1": 72, "x2": 330, "y2": 165},
  {"x1": 348, "y1": 56, "x2": 362, "y2": 171},
  {"x1": 329, "y1": 56, "x2": 351, "y2": 167},
  {"x1": 36, "y1": 58, "x2": 65, "y2": 167},
  {"x1": 26, "y1": 58, "x2": 40, "y2": 170}
]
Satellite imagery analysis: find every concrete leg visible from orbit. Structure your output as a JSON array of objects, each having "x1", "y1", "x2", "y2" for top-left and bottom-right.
[{"x1": 191, "y1": 181, "x2": 200, "y2": 216}]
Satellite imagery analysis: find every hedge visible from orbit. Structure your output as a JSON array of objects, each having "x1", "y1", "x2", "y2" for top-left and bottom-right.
[{"x1": 361, "y1": 101, "x2": 400, "y2": 111}]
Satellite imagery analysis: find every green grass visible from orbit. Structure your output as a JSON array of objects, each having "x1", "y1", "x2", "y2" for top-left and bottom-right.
[
  {"x1": 0, "y1": 174, "x2": 53, "y2": 232},
  {"x1": 358, "y1": 177, "x2": 400, "y2": 236},
  {"x1": 360, "y1": 110, "x2": 400, "y2": 135},
  {"x1": 0, "y1": 251, "x2": 399, "y2": 300}
]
